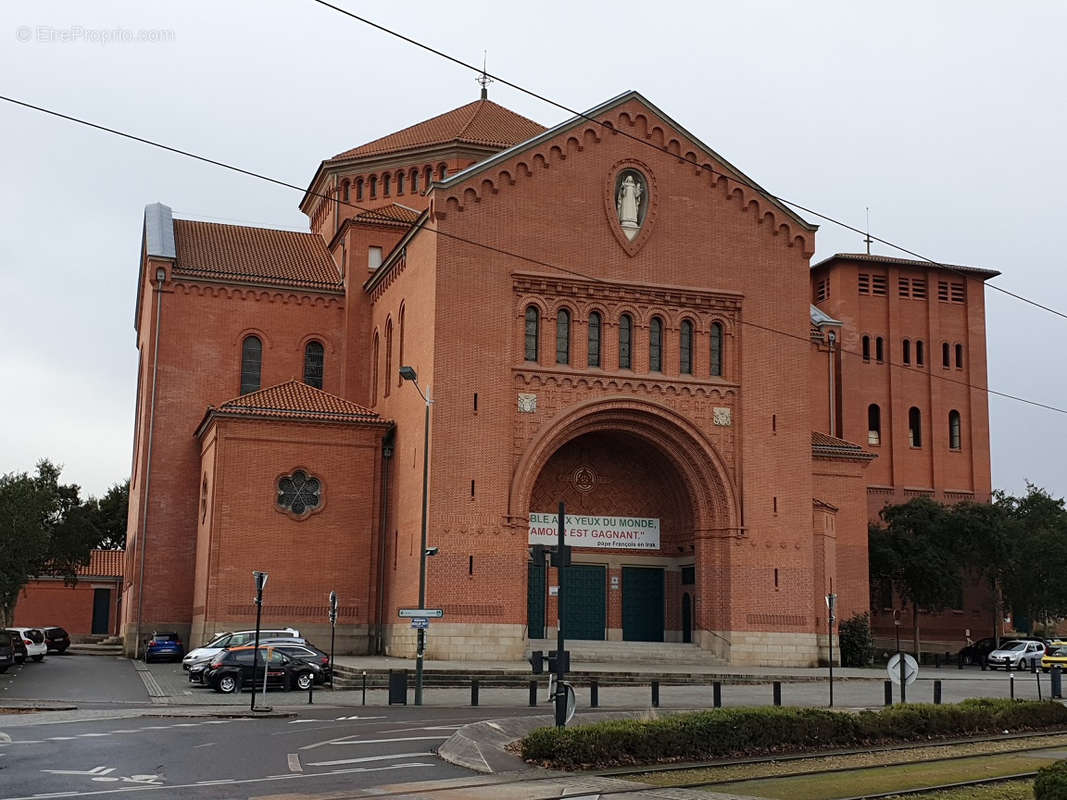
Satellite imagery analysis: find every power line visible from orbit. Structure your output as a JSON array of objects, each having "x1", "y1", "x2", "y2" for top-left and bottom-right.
[
  {"x1": 2, "y1": 91, "x2": 1064, "y2": 418},
  {"x1": 305, "y1": 0, "x2": 1067, "y2": 323}
]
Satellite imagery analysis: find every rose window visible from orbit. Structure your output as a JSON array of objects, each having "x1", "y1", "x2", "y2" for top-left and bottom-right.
[{"x1": 277, "y1": 470, "x2": 322, "y2": 518}]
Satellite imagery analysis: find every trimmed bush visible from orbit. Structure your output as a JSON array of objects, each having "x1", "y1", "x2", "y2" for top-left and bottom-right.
[
  {"x1": 1034, "y1": 760, "x2": 1067, "y2": 800},
  {"x1": 520, "y1": 699, "x2": 1067, "y2": 769},
  {"x1": 839, "y1": 612, "x2": 874, "y2": 667}
]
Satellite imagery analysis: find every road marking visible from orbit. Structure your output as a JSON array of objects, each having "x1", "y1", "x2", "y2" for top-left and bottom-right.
[
  {"x1": 287, "y1": 720, "x2": 317, "y2": 724},
  {"x1": 305, "y1": 751, "x2": 433, "y2": 767},
  {"x1": 76, "y1": 734, "x2": 110, "y2": 738},
  {"x1": 169, "y1": 723, "x2": 198, "y2": 727},
  {"x1": 108, "y1": 730, "x2": 138, "y2": 734},
  {"x1": 47, "y1": 737, "x2": 76, "y2": 741},
  {"x1": 331, "y1": 735, "x2": 448, "y2": 745},
  {"x1": 193, "y1": 780, "x2": 233, "y2": 785},
  {"x1": 286, "y1": 753, "x2": 302, "y2": 772},
  {"x1": 333, "y1": 715, "x2": 385, "y2": 721},
  {"x1": 42, "y1": 767, "x2": 116, "y2": 776}
]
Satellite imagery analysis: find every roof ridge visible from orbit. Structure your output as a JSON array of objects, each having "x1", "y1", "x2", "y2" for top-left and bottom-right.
[{"x1": 454, "y1": 99, "x2": 487, "y2": 140}]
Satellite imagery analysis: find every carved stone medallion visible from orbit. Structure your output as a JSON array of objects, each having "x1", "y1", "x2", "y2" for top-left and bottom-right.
[
  {"x1": 571, "y1": 465, "x2": 597, "y2": 494},
  {"x1": 713, "y1": 407, "x2": 732, "y2": 427},
  {"x1": 518, "y1": 393, "x2": 537, "y2": 413}
]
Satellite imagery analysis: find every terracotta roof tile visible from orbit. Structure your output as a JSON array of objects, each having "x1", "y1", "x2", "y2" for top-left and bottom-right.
[
  {"x1": 332, "y1": 99, "x2": 545, "y2": 161},
  {"x1": 210, "y1": 380, "x2": 388, "y2": 425},
  {"x1": 811, "y1": 431, "x2": 877, "y2": 461},
  {"x1": 173, "y1": 219, "x2": 342, "y2": 290},
  {"x1": 77, "y1": 549, "x2": 124, "y2": 578},
  {"x1": 352, "y1": 203, "x2": 422, "y2": 227}
]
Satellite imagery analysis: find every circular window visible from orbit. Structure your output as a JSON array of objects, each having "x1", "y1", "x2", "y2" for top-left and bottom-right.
[{"x1": 276, "y1": 470, "x2": 323, "y2": 519}]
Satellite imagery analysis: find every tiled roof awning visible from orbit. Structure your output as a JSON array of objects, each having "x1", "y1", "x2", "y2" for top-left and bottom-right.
[
  {"x1": 197, "y1": 381, "x2": 391, "y2": 435},
  {"x1": 811, "y1": 431, "x2": 877, "y2": 462}
]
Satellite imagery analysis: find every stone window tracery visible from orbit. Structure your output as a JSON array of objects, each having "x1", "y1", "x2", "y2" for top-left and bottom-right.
[{"x1": 276, "y1": 469, "x2": 323, "y2": 520}]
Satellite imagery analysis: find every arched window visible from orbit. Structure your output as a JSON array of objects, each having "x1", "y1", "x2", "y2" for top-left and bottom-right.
[
  {"x1": 862, "y1": 335, "x2": 871, "y2": 362},
  {"x1": 680, "y1": 319, "x2": 693, "y2": 374},
  {"x1": 867, "y1": 403, "x2": 881, "y2": 446},
  {"x1": 949, "y1": 410, "x2": 962, "y2": 450},
  {"x1": 240, "y1": 336, "x2": 262, "y2": 395},
  {"x1": 875, "y1": 336, "x2": 885, "y2": 362},
  {"x1": 396, "y1": 172, "x2": 405, "y2": 195},
  {"x1": 524, "y1": 306, "x2": 540, "y2": 362},
  {"x1": 341, "y1": 180, "x2": 350, "y2": 203},
  {"x1": 619, "y1": 314, "x2": 633, "y2": 369},
  {"x1": 916, "y1": 340, "x2": 925, "y2": 366},
  {"x1": 383, "y1": 173, "x2": 391, "y2": 196},
  {"x1": 942, "y1": 342, "x2": 951, "y2": 368},
  {"x1": 902, "y1": 339, "x2": 911, "y2": 365},
  {"x1": 587, "y1": 311, "x2": 601, "y2": 368},
  {"x1": 369, "y1": 175, "x2": 377, "y2": 198},
  {"x1": 424, "y1": 166, "x2": 432, "y2": 186},
  {"x1": 556, "y1": 308, "x2": 571, "y2": 365},
  {"x1": 397, "y1": 304, "x2": 405, "y2": 386},
  {"x1": 303, "y1": 340, "x2": 324, "y2": 389},
  {"x1": 437, "y1": 164, "x2": 447, "y2": 181},
  {"x1": 355, "y1": 178, "x2": 364, "y2": 202},
  {"x1": 649, "y1": 317, "x2": 663, "y2": 372},
  {"x1": 371, "y1": 332, "x2": 380, "y2": 405},
  {"x1": 710, "y1": 321, "x2": 723, "y2": 377},
  {"x1": 410, "y1": 170, "x2": 419, "y2": 193},
  {"x1": 908, "y1": 406, "x2": 922, "y2": 448},
  {"x1": 955, "y1": 343, "x2": 964, "y2": 368},
  {"x1": 384, "y1": 320, "x2": 393, "y2": 397}
]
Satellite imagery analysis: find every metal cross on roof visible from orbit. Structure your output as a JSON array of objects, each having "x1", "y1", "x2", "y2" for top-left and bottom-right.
[{"x1": 476, "y1": 50, "x2": 493, "y2": 99}]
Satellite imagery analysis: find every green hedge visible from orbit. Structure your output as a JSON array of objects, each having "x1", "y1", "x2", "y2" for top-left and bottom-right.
[
  {"x1": 520, "y1": 698, "x2": 1067, "y2": 769},
  {"x1": 1035, "y1": 760, "x2": 1067, "y2": 800}
]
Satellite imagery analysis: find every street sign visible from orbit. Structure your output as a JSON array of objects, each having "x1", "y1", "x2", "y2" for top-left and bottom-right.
[
  {"x1": 410, "y1": 617, "x2": 429, "y2": 630},
  {"x1": 253, "y1": 571, "x2": 268, "y2": 591},
  {"x1": 887, "y1": 653, "x2": 919, "y2": 686},
  {"x1": 329, "y1": 591, "x2": 338, "y2": 624},
  {"x1": 398, "y1": 608, "x2": 444, "y2": 618}
]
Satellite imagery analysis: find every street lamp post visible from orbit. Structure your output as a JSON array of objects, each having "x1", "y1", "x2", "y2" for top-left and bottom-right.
[{"x1": 400, "y1": 365, "x2": 432, "y2": 706}]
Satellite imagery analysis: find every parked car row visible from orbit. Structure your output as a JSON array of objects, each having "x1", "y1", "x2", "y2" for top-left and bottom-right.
[
  {"x1": 0, "y1": 626, "x2": 70, "y2": 671},
  {"x1": 176, "y1": 628, "x2": 331, "y2": 694},
  {"x1": 957, "y1": 635, "x2": 1067, "y2": 671}
]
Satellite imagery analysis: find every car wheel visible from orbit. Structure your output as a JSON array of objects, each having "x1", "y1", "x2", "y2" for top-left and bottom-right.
[
  {"x1": 217, "y1": 674, "x2": 239, "y2": 694},
  {"x1": 31, "y1": 655, "x2": 44, "y2": 662},
  {"x1": 295, "y1": 672, "x2": 313, "y2": 691}
]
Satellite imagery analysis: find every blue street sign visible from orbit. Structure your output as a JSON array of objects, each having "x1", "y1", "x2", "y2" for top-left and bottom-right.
[{"x1": 410, "y1": 617, "x2": 430, "y2": 630}]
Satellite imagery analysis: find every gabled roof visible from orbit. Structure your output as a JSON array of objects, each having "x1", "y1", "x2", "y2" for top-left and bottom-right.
[
  {"x1": 172, "y1": 218, "x2": 343, "y2": 291},
  {"x1": 197, "y1": 381, "x2": 389, "y2": 436},
  {"x1": 331, "y1": 99, "x2": 546, "y2": 162},
  {"x1": 352, "y1": 203, "x2": 422, "y2": 227},
  {"x1": 439, "y1": 89, "x2": 817, "y2": 233},
  {"x1": 811, "y1": 431, "x2": 877, "y2": 462},
  {"x1": 812, "y1": 253, "x2": 1001, "y2": 280},
  {"x1": 809, "y1": 304, "x2": 842, "y2": 327}
]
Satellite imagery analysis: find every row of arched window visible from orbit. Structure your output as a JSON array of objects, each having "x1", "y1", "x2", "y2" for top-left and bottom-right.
[
  {"x1": 524, "y1": 306, "x2": 724, "y2": 377},
  {"x1": 240, "y1": 336, "x2": 324, "y2": 395},
  {"x1": 370, "y1": 304, "x2": 406, "y2": 406},
  {"x1": 341, "y1": 164, "x2": 449, "y2": 204},
  {"x1": 867, "y1": 404, "x2": 963, "y2": 450},
  {"x1": 861, "y1": 335, "x2": 965, "y2": 369}
]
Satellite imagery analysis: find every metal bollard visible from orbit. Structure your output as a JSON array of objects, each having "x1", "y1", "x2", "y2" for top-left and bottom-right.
[
  {"x1": 713, "y1": 681, "x2": 722, "y2": 708},
  {"x1": 590, "y1": 680, "x2": 599, "y2": 708},
  {"x1": 773, "y1": 682, "x2": 782, "y2": 706},
  {"x1": 362, "y1": 671, "x2": 367, "y2": 706},
  {"x1": 1031, "y1": 658, "x2": 1038, "y2": 674},
  {"x1": 528, "y1": 680, "x2": 537, "y2": 707},
  {"x1": 1052, "y1": 666, "x2": 1062, "y2": 699},
  {"x1": 651, "y1": 680, "x2": 660, "y2": 707},
  {"x1": 471, "y1": 679, "x2": 479, "y2": 707},
  {"x1": 935, "y1": 654, "x2": 941, "y2": 669},
  {"x1": 884, "y1": 680, "x2": 893, "y2": 706},
  {"x1": 1010, "y1": 673, "x2": 1015, "y2": 700},
  {"x1": 981, "y1": 656, "x2": 987, "y2": 671},
  {"x1": 309, "y1": 675, "x2": 314, "y2": 705},
  {"x1": 933, "y1": 679, "x2": 942, "y2": 704},
  {"x1": 958, "y1": 654, "x2": 964, "y2": 670}
]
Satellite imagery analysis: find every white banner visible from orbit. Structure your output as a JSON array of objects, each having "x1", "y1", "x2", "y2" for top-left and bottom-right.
[{"x1": 528, "y1": 512, "x2": 660, "y2": 550}]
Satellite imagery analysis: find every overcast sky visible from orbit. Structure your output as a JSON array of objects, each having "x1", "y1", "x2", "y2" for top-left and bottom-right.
[{"x1": 1, "y1": 0, "x2": 1064, "y2": 500}]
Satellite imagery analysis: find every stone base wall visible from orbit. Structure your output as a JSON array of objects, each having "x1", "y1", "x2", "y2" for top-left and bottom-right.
[
  {"x1": 700, "y1": 629, "x2": 822, "y2": 667},
  {"x1": 383, "y1": 623, "x2": 527, "y2": 661}
]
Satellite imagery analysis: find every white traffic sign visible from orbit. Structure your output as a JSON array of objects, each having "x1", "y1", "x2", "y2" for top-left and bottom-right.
[
  {"x1": 887, "y1": 653, "x2": 919, "y2": 686},
  {"x1": 398, "y1": 608, "x2": 444, "y2": 618}
]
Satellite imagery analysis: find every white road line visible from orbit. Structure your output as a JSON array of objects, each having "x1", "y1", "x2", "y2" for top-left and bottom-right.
[
  {"x1": 46, "y1": 737, "x2": 76, "y2": 741},
  {"x1": 108, "y1": 731, "x2": 138, "y2": 734},
  {"x1": 286, "y1": 753, "x2": 302, "y2": 773},
  {"x1": 169, "y1": 723, "x2": 199, "y2": 727},
  {"x1": 330, "y1": 735, "x2": 448, "y2": 745},
  {"x1": 193, "y1": 780, "x2": 233, "y2": 786},
  {"x1": 76, "y1": 734, "x2": 110, "y2": 737},
  {"x1": 306, "y1": 751, "x2": 433, "y2": 767}
]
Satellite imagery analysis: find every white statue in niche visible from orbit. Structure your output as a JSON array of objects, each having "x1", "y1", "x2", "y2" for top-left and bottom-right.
[{"x1": 616, "y1": 171, "x2": 644, "y2": 240}]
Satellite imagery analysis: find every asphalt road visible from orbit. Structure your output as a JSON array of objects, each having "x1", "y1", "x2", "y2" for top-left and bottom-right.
[{"x1": 0, "y1": 654, "x2": 148, "y2": 706}]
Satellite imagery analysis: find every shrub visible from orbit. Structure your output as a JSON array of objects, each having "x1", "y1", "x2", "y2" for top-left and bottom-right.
[
  {"x1": 1034, "y1": 760, "x2": 1067, "y2": 800},
  {"x1": 839, "y1": 612, "x2": 875, "y2": 667},
  {"x1": 520, "y1": 700, "x2": 1067, "y2": 769}
]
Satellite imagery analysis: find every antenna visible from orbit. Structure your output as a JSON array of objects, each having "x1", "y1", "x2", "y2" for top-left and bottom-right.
[
  {"x1": 476, "y1": 50, "x2": 492, "y2": 99},
  {"x1": 863, "y1": 207, "x2": 873, "y2": 255}
]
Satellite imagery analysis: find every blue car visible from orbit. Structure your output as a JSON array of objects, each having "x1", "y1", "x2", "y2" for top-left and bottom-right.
[{"x1": 145, "y1": 632, "x2": 184, "y2": 663}]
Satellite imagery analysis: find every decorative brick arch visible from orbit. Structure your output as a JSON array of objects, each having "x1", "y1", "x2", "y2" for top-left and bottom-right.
[{"x1": 508, "y1": 396, "x2": 740, "y2": 533}]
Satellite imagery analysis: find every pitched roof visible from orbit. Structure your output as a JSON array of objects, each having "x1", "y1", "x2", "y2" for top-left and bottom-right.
[
  {"x1": 811, "y1": 431, "x2": 877, "y2": 461},
  {"x1": 79, "y1": 549, "x2": 125, "y2": 578},
  {"x1": 331, "y1": 99, "x2": 546, "y2": 161},
  {"x1": 199, "y1": 380, "x2": 389, "y2": 433},
  {"x1": 352, "y1": 203, "x2": 421, "y2": 227},
  {"x1": 172, "y1": 219, "x2": 343, "y2": 290},
  {"x1": 812, "y1": 253, "x2": 1001, "y2": 280}
]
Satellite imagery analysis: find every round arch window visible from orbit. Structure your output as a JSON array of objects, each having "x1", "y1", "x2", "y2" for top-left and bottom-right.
[{"x1": 276, "y1": 469, "x2": 323, "y2": 519}]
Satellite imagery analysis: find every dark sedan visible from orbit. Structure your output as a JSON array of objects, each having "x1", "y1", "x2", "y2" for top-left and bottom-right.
[
  {"x1": 261, "y1": 640, "x2": 332, "y2": 684},
  {"x1": 42, "y1": 626, "x2": 70, "y2": 654},
  {"x1": 3, "y1": 629, "x2": 28, "y2": 664},
  {"x1": 205, "y1": 646, "x2": 317, "y2": 693}
]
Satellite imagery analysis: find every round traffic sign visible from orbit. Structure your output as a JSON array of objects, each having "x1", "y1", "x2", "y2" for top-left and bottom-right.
[{"x1": 887, "y1": 653, "x2": 919, "y2": 686}]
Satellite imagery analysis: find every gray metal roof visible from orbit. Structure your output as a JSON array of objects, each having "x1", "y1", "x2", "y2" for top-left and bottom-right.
[
  {"x1": 810, "y1": 304, "x2": 842, "y2": 327},
  {"x1": 144, "y1": 202, "x2": 176, "y2": 259}
]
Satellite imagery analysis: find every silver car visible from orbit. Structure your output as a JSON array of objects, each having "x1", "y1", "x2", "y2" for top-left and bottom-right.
[
  {"x1": 181, "y1": 628, "x2": 299, "y2": 670},
  {"x1": 986, "y1": 639, "x2": 1046, "y2": 670}
]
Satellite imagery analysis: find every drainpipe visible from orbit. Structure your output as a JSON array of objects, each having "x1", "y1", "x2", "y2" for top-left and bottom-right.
[
  {"x1": 374, "y1": 432, "x2": 395, "y2": 655},
  {"x1": 134, "y1": 266, "x2": 166, "y2": 659},
  {"x1": 827, "y1": 330, "x2": 837, "y2": 437}
]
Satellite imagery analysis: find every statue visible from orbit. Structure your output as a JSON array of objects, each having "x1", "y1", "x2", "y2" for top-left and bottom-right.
[{"x1": 616, "y1": 172, "x2": 643, "y2": 239}]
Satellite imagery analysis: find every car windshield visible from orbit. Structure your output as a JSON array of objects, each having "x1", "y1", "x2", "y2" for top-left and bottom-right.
[
  {"x1": 204, "y1": 633, "x2": 231, "y2": 648},
  {"x1": 1052, "y1": 647, "x2": 1067, "y2": 656},
  {"x1": 1003, "y1": 642, "x2": 1027, "y2": 651}
]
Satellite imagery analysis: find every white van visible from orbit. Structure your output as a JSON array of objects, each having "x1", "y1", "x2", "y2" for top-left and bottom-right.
[{"x1": 182, "y1": 628, "x2": 299, "y2": 670}]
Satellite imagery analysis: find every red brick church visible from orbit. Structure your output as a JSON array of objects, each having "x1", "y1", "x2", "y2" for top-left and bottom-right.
[{"x1": 121, "y1": 89, "x2": 995, "y2": 664}]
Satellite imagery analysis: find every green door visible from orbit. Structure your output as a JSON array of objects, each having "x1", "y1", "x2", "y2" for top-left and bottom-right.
[
  {"x1": 562, "y1": 565, "x2": 606, "y2": 640},
  {"x1": 527, "y1": 562, "x2": 546, "y2": 639},
  {"x1": 622, "y1": 567, "x2": 665, "y2": 642}
]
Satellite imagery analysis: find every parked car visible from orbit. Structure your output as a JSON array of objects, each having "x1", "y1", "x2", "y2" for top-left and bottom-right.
[
  {"x1": 957, "y1": 636, "x2": 998, "y2": 666},
  {"x1": 4, "y1": 629, "x2": 28, "y2": 664},
  {"x1": 182, "y1": 628, "x2": 300, "y2": 670},
  {"x1": 0, "y1": 630, "x2": 14, "y2": 673},
  {"x1": 987, "y1": 639, "x2": 1047, "y2": 670},
  {"x1": 144, "y1": 632, "x2": 184, "y2": 663},
  {"x1": 42, "y1": 626, "x2": 70, "y2": 654},
  {"x1": 1041, "y1": 645, "x2": 1067, "y2": 673},
  {"x1": 205, "y1": 645, "x2": 317, "y2": 693},
  {"x1": 7, "y1": 628, "x2": 46, "y2": 662},
  {"x1": 185, "y1": 655, "x2": 215, "y2": 686},
  {"x1": 261, "y1": 640, "x2": 332, "y2": 684}
]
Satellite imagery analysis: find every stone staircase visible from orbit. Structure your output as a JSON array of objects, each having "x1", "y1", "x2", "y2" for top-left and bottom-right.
[
  {"x1": 527, "y1": 639, "x2": 725, "y2": 666},
  {"x1": 67, "y1": 635, "x2": 124, "y2": 656}
]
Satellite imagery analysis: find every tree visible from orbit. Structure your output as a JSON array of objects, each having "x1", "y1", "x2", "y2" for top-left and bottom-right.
[
  {"x1": 949, "y1": 498, "x2": 1016, "y2": 645},
  {"x1": 0, "y1": 460, "x2": 103, "y2": 626},
  {"x1": 869, "y1": 497, "x2": 962, "y2": 656},
  {"x1": 998, "y1": 484, "x2": 1067, "y2": 634},
  {"x1": 86, "y1": 480, "x2": 129, "y2": 550}
]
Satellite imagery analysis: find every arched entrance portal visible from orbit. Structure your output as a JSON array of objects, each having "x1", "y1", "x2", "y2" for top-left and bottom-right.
[{"x1": 512, "y1": 397, "x2": 738, "y2": 647}]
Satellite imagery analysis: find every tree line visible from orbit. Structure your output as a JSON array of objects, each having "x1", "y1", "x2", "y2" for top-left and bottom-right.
[
  {"x1": 869, "y1": 483, "x2": 1067, "y2": 653},
  {"x1": 0, "y1": 459, "x2": 128, "y2": 626}
]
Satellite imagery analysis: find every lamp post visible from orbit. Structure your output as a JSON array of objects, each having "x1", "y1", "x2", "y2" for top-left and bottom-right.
[{"x1": 400, "y1": 365, "x2": 432, "y2": 706}]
